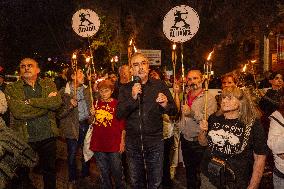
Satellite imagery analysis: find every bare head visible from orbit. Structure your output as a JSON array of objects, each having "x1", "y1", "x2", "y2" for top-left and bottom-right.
[
  {"x1": 19, "y1": 58, "x2": 40, "y2": 81},
  {"x1": 130, "y1": 53, "x2": 149, "y2": 84},
  {"x1": 66, "y1": 67, "x2": 85, "y2": 85},
  {"x1": 269, "y1": 72, "x2": 283, "y2": 90},
  {"x1": 118, "y1": 65, "x2": 131, "y2": 84},
  {"x1": 186, "y1": 70, "x2": 203, "y2": 91}
]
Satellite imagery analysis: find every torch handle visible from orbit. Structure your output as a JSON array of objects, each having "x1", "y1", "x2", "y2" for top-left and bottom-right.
[{"x1": 204, "y1": 80, "x2": 209, "y2": 120}]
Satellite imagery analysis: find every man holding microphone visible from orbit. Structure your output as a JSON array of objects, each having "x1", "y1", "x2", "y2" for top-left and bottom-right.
[{"x1": 116, "y1": 53, "x2": 178, "y2": 189}]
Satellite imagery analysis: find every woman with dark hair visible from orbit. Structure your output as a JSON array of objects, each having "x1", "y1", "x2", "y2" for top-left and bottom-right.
[
  {"x1": 259, "y1": 71, "x2": 283, "y2": 117},
  {"x1": 198, "y1": 86, "x2": 268, "y2": 189},
  {"x1": 57, "y1": 67, "x2": 92, "y2": 189}
]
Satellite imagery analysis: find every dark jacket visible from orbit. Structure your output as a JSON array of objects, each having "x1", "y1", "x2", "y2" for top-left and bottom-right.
[
  {"x1": 259, "y1": 88, "x2": 282, "y2": 116},
  {"x1": 116, "y1": 78, "x2": 178, "y2": 147},
  {"x1": 57, "y1": 83, "x2": 92, "y2": 139}
]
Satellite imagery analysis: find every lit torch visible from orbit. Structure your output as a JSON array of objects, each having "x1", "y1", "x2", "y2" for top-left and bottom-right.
[
  {"x1": 128, "y1": 38, "x2": 133, "y2": 65},
  {"x1": 129, "y1": 39, "x2": 133, "y2": 46},
  {"x1": 204, "y1": 50, "x2": 213, "y2": 75},
  {"x1": 204, "y1": 50, "x2": 214, "y2": 120},
  {"x1": 71, "y1": 52, "x2": 78, "y2": 98},
  {"x1": 172, "y1": 43, "x2": 177, "y2": 85},
  {"x1": 242, "y1": 64, "x2": 247, "y2": 72},
  {"x1": 207, "y1": 51, "x2": 213, "y2": 61}
]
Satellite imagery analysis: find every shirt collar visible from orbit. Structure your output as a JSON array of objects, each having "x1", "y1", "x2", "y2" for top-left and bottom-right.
[{"x1": 22, "y1": 78, "x2": 40, "y2": 87}]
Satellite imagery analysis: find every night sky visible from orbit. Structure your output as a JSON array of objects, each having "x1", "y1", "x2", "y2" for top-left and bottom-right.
[
  {"x1": 1, "y1": 0, "x2": 282, "y2": 75},
  {"x1": 0, "y1": 0, "x2": 79, "y2": 73}
]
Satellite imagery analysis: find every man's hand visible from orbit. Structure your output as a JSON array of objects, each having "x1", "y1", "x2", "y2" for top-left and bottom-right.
[
  {"x1": 200, "y1": 120, "x2": 208, "y2": 131},
  {"x1": 70, "y1": 99, "x2": 77, "y2": 107},
  {"x1": 132, "y1": 83, "x2": 142, "y2": 100},
  {"x1": 119, "y1": 130, "x2": 126, "y2": 153},
  {"x1": 156, "y1": 93, "x2": 168, "y2": 108},
  {"x1": 198, "y1": 120, "x2": 209, "y2": 146},
  {"x1": 48, "y1": 92, "x2": 57, "y2": 97},
  {"x1": 119, "y1": 141, "x2": 125, "y2": 153},
  {"x1": 173, "y1": 82, "x2": 180, "y2": 94}
]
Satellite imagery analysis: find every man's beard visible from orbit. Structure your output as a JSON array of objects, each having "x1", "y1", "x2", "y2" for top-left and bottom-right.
[
  {"x1": 22, "y1": 72, "x2": 35, "y2": 80},
  {"x1": 189, "y1": 83, "x2": 202, "y2": 90}
]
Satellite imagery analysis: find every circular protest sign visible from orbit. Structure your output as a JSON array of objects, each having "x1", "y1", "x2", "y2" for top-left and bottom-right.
[
  {"x1": 72, "y1": 9, "x2": 100, "y2": 38},
  {"x1": 163, "y1": 5, "x2": 200, "y2": 43}
]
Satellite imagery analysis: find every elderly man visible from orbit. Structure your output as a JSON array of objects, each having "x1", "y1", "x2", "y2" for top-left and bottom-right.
[
  {"x1": 179, "y1": 69, "x2": 217, "y2": 189},
  {"x1": 117, "y1": 53, "x2": 178, "y2": 189},
  {"x1": 5, "y1": 58, "x2": 62, "y2": 189}
]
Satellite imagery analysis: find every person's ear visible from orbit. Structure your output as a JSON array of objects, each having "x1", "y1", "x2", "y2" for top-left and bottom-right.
[{"x1": 36, "y1": 67, "x2": 40, "y2": 75}]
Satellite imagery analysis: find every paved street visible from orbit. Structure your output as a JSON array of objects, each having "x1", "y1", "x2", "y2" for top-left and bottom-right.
[
  {"x1": 28, "y1": 159, "x2": 273, "y2": 189},
  {"x1": 26, "y1": 140, "x2": 273, "y2": 189},
  {"x1": 30, "y1": 158, "x2": 189, "y2": 189}
]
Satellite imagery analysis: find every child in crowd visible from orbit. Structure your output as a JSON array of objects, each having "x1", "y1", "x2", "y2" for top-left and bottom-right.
[{"x1": 89, "y1": 79, "x2": 126, "y2": 189}]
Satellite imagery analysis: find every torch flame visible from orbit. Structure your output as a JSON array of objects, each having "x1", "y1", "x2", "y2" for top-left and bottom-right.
[
  {"x1": 72, "y1": 53, "x2": 77, "y2": 59},
  {"x1": 242, "y1": 64, "x2": 247, "y2": 72},
  {"x1": 207, "y1": 50, "x2": 214, "y2": 61},
  {"x1": 129, "y1": 39, "x2": 133, "y2": 46},
  {"x1": 173, "y1": 43, "x2": 176, "y2": 50},
  {"x1": 85, "y1": 57, "x2": 90, "y2": 63},
  {"x1": 134, "y1": 45, "x2": 137, "y2": 53}
]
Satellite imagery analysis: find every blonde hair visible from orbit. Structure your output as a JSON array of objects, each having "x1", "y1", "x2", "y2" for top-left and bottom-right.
[
  {"x1": 217, "y1": 86, "x2": 260, "y2": 125},
  {"x1": 221, "y1": 73, "x2": 238, "y2": 85}
]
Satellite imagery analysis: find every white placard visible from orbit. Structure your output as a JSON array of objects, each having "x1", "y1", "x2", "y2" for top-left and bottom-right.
[
  {"x1": 72, "y1": 9, "x2": 100, "y2": 38},
  {"x1": 163, "y1": 5, "x2": 200, "y2": 43},
  {"x1": 137, "y1": 49, "x2": 161, "y2": 66}
]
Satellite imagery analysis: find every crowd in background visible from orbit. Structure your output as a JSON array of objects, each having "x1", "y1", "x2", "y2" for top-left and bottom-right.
[{"x1": 0, "y1": 56, "x2": 283, "y2": 189}]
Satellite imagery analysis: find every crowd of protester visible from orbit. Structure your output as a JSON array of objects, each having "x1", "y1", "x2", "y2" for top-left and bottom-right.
[{"x1": 0, "y1": 54, "x2": 283, "y2": 189}]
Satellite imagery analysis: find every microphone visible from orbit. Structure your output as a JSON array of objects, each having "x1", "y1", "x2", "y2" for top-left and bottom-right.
[
  {"x1": 133, "y1": 76, "x2": 141, "y2": 83},
  {"x1": 133, "y1": 76, "x2": 142, "y2": 101}
]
